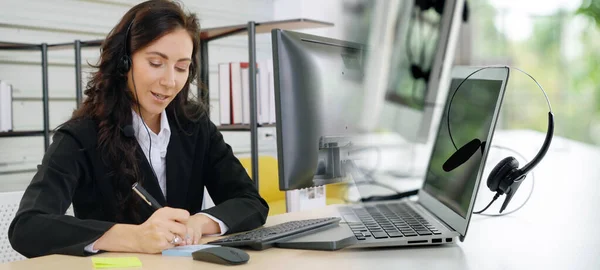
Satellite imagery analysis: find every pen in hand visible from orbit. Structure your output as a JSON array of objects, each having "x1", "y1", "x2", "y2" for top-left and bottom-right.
[
  {"x1": 132, "y1": 182, "x2": 188, "y2": 245},
  {"x1": 132, "y1": 182, "x2": 162, "y2": 211}
]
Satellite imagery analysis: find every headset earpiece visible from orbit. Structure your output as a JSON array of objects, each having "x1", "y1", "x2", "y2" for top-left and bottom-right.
[
  {"x1": 410, "y1": 64, "x2": 430, "y2": 81},
  {"x1": 118, "y1": 18, "x2": 135, "y2": 76},
  {"x1": 118, "y1": 55, "x2": 131, "y2": 76},
  {"x1": 486, "y1": 156, "x2": 519, "y2": 193}
]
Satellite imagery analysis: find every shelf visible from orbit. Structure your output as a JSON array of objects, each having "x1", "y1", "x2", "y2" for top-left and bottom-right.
[
  {"x1": 0, "y1": 41, "x2": 41, "y2": 51},
  {"x1": 217, "y1": 123, "x2": 276, "y2": 131},
  {"x1": 0, "y1": 18, "x2": 332, "y2": 51},
  {"x1": 0, "y1": 168, "x2": 38, "y2": 175},
  {"x1": 13, "y1": 97, "x2": 76, "y2": 102},
  {"x1": 81, "y1": 40, "x2": 103, "y2": 47},
  {"x1": 0, "y1": 130, "x2": 45, "y2": 138},
  {"x1": 40, "y1": 19, "x2": 333, "y2": 50},
  {"x1": 201, "y1": 18, "x2": 333, "y2": 41}
]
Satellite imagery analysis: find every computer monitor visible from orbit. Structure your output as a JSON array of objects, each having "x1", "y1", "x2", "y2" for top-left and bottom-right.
[
  {"x1": 359, "y1": 0, "x2": 465, "y2": 143},
  {"x1": 271, "y1": 29, "x2": 367, "y2": 191},
  {"x1": 271, "y1": 0, "x2": 465, "y2": 191}
]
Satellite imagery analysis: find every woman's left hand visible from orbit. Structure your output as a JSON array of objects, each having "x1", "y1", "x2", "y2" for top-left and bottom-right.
[{"x1": 184, "y1": 214, "x2": 221, "y2": 245}]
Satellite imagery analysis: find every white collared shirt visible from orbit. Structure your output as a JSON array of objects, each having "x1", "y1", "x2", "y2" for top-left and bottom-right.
[
  {"x1": 84, "y1": 110, "x2": 228, "y2": 253},
  {"x1": 131, "y1": 108, "x2": 171, "y2": 198}
]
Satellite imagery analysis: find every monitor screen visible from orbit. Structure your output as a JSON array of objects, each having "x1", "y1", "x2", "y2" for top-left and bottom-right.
[
  {"x1": 422, "y1": 77, "x2": 504, "y2": 218},
  {"x1": 385, "y1": 3, "x2": 444, "y2": 109},
  {"x1": 358, "y1": 0, "x2": 464, "y2": 144}
]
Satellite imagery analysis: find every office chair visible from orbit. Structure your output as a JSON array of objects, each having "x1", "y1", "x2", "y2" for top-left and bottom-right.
[
  {"x1": 239, "y1": 156, "x2": 346, "y2": 215},
  {"x1": 0, "y1": 191, "x2": 26, "y2": 263},
  {"x1": 0, "y1": 191, "x2": 74, "y2": 263}
]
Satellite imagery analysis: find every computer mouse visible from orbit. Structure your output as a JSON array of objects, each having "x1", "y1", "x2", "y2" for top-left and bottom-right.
[{"x1": 191, "y1": 246, "x2": 250, "y2": 265}]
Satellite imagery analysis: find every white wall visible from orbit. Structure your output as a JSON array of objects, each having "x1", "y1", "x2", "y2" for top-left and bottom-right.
[
  {"x1": 273, "y1": 0, "x2": 350, "y2": 40},
  {"x1": 0, "y1": 0, "x2": 277, "y2": 191}
]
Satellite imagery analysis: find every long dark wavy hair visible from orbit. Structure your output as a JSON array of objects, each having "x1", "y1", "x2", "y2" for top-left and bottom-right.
[{"x1": 65, "y1": 0, "x2": 205, "y2": 223}]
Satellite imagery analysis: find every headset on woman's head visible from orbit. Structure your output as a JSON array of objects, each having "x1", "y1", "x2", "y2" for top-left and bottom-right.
[
  {"x1": 117, "y1": 18, "x2": 135, "y2": 76},
  {"x1": 116, "y1": 15, "x2": 160, "y2": 183}
]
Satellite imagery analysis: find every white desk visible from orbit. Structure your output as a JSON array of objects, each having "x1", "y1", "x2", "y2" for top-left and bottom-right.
[
  {"x1": 457, "y1": 130, "x2": 600, "y2": 269},
  {"x1": 1, "y1": 130, "x2": 599, "y2": 269},
  {"x1": 343, "y1": 129, "x2": 600, "y2": 269}
]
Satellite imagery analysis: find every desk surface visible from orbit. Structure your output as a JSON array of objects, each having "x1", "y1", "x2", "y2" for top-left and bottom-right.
[{"x1": 2, "y1": 130, "x2": 600, "y2": 270}]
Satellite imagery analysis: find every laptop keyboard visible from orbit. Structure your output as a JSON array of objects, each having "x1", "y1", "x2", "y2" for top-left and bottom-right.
[{"x1": 341, "y1": 202, "x2": 442, "y2": 240}]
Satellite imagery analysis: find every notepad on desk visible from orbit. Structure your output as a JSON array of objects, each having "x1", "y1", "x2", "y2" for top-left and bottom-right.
[
  {"x1": 91, "y1": 257, "x2": 142, "y2": 269},
  {"x1": 162, "y1": 244, "x2": 221, "y2": 257}
]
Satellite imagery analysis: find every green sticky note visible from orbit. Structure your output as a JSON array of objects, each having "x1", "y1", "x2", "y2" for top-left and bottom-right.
[{"x1": 91, "y1": 257, "x2": 142, "y2": 269}]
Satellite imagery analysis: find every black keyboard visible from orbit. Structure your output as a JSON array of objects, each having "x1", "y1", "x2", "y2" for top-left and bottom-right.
[
  {"x1": 207, "y1": 217, "x2": 341, "y2": 250},
  {"x1": 340, "y1": 202, "x2": 441, "y2": 240}
]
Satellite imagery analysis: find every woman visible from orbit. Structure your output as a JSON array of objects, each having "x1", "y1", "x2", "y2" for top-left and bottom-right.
[{"x1": 8, "y1": 0, "x2": 268, "y2": 258}]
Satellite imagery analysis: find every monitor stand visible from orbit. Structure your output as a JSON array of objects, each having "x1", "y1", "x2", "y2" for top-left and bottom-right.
[{"x1": 285, "y1": 186, "x2": 327, "y2": 213}]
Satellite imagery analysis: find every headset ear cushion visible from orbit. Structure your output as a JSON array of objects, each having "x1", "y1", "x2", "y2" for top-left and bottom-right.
[
  {"x1": 487, "y1": 157, "x2": 519, "y2": 192},
  {"x1": 118, "y1": 55, "x2": 131, "y2": 75}
]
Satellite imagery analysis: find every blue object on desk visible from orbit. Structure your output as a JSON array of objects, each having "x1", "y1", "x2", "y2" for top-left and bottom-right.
[{"x1": 162, "y1": 244, "x2": 220, "y2": 257}]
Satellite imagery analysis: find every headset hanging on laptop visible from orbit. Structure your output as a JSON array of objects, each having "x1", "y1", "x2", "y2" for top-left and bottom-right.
[
  {"x1": 442, "y1": 66, "x2": 554, "y2": 214},
  {"x1": 361, "y1": 66, "x2": 553, "y2": 215}
]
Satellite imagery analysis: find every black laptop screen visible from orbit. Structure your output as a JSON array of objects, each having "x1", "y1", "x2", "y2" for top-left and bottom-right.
[{"x1": 422, "y1": 78, "x2": 503, "y2": 218}]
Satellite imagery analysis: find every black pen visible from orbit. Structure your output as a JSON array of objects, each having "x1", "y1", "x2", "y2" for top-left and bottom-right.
[
  {"x1": 132, "y1": 182, "x2": 162, "y2": 211},
  {"x1": 132, "y1": 182, "x2": 187, "y2": 244}
]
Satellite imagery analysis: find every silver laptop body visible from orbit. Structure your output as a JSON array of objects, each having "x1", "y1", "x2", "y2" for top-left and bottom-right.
[
  {"x1": 346, "y1": 66, "x2": 509, "y2": 248},
  {"x1": 278, "y1": 66, "x2": 510, "y2": 249}
]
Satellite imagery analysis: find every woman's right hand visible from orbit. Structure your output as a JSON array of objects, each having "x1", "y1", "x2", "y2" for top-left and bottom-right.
[{"x1": 134, "y1": 207, "x2": 190, "y2": 254}]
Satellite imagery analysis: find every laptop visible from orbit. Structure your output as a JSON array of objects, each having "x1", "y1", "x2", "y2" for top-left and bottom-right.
[{"x1": 276, "y1": 66, "x2": 510, "y2": 249}]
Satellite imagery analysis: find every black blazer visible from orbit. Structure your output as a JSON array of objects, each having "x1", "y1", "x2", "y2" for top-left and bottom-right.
[{"x1": 8, "y1": 112, "x2": 269, "y2": 258}]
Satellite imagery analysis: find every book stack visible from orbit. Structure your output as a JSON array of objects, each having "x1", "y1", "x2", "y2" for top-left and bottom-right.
[
  {"x1": 218, "y1": 60, "x2": 276, "y2": 126},
  {"x1": 0, "y1": 80, "x2": 13, "y2": 132}
]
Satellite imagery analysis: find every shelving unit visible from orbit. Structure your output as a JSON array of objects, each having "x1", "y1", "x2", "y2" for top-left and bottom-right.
[
  {"x1": 72, "y1": 40, "x2": 103, "y2": 107},
  {"x1": 2, "y1": 18, "x2": 332, "y2": 190},
  {"x1": 0, "y1": 41, "x2": 51, "y2": 151}
]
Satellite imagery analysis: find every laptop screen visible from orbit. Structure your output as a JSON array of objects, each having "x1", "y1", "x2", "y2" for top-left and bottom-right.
[{"x1": 422, "y1": 78, "x2": 504, "y2": 218}]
